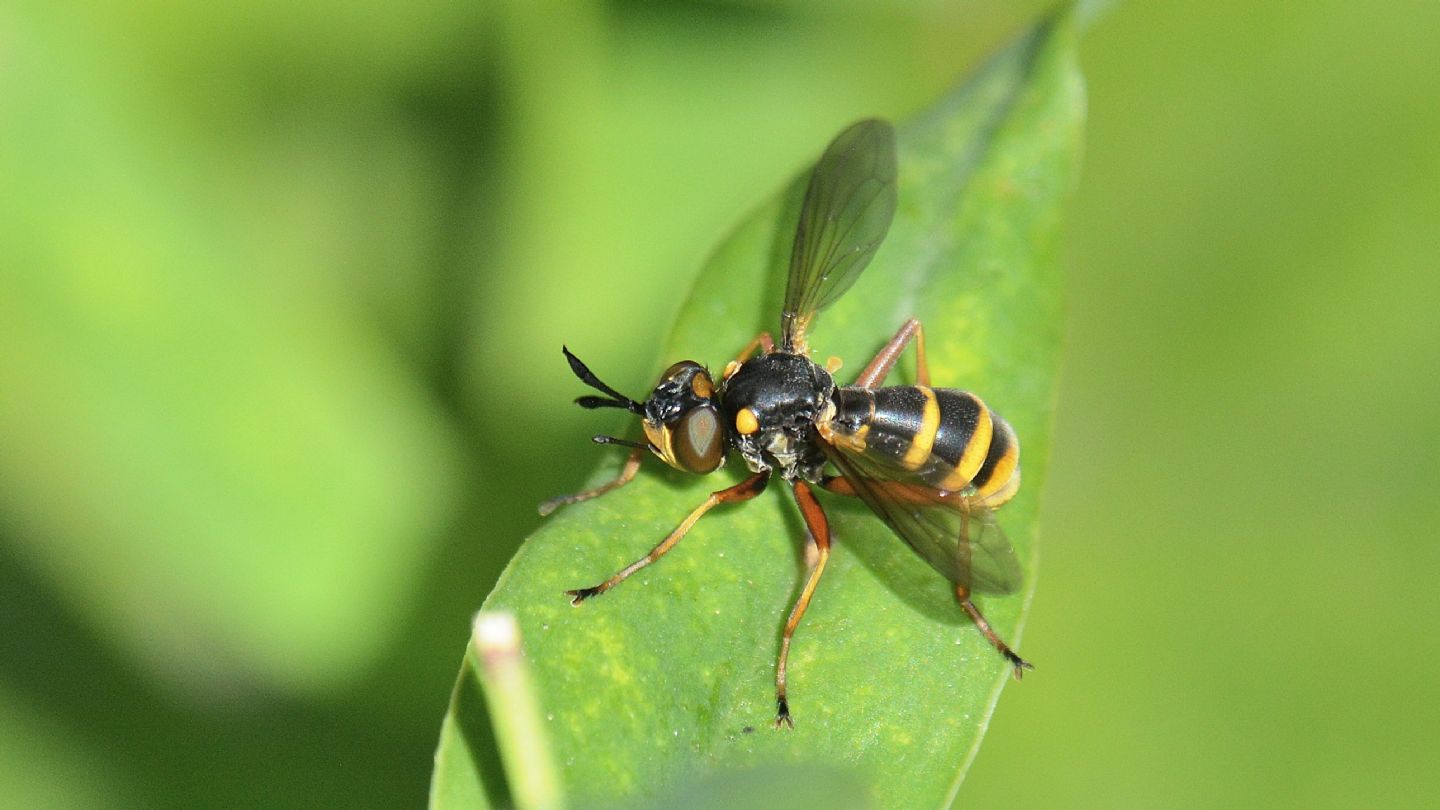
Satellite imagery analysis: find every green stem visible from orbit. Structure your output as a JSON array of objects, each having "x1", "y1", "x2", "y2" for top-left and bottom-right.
[{"x1": 472, "y1": 612, "x2": 564, "y2": 810}]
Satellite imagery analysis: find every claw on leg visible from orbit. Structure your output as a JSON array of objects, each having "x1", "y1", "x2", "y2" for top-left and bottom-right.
[
  {"x1": 958, "y1": 588, "x2": 1033, "y2": 677},
  {"x1": 564, "y1": 586, "x2": 603, "y2": 605},
  {"x1": 775, "y1": 695, "x2": 794, "y2": 730},
  {"x1": 1004, "y1": 650, "x2": 1035, "y2": 680}
]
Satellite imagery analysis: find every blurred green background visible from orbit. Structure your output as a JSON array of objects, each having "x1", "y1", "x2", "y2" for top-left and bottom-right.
[{"x1": 2, "y1": 1, "x2": 1437, "y2": 808}]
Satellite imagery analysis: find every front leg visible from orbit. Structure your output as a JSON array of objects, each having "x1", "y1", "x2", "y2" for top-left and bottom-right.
[
  {"x1": 723, "y1": 332, "x2": 775, "y2": 380},
  {"x1": 565, "y1": 472, "x2": 770, "y2": 603},
  {"x1": 538, "y1": 447, "x2": 645, "y2": 516}
]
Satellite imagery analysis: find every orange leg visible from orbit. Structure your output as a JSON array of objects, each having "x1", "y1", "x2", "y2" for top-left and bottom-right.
[
  {"x1": 817, "y1": 475, "x2": 860, "y2": 498},
  {"x1": 566, "y1": 472, "x2": 770, "y2": 603},
  {"x1": 957, "y1": 585, "x2": 1033, "y2": 680},
  {"x1": 819, "y1": 474, "x2": 961, "y2": 508},
  {"x1": 724, "y1": 332, "x2": 775, "y2": 380},
  {"x1": 538, "y1": 448, "x2": 644, "y2": 516},
  {"x1": 735, "y1": 332, "x2": 775, "y2": 364},
  {"x1": 852, "y1": 318, "x2": 928, "y2": 389},
  {"x1": 820, "y1": 477, "x2": 1032, "y2": 678},
  {"x1": 774, "y1": 479, "x2": 833, "y2": 728}
]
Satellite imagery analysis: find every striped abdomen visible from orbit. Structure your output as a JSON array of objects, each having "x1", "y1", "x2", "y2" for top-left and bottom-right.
[{"x1": 825, "y1": 386, "x2": 1020, "y2": 507}]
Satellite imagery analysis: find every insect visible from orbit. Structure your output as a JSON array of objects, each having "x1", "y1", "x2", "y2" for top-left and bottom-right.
[{"x1": 542, "y1": 118, "x2": 1031, "y2": 727}]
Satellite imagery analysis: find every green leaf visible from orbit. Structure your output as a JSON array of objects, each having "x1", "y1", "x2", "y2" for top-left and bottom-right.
[{"x1": 432, "y1": 10, "x2": 1083, "y2": 809}]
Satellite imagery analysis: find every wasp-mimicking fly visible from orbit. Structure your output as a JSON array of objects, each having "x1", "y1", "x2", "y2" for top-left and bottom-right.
[{"x1": 542, "y1": 119, "x2": 1030, "y2": 727}]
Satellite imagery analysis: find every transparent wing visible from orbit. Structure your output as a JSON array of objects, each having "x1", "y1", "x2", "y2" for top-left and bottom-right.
[
  {"x1": 820, "y1": 437, "x2": 1022, "y2": 595},
  {"x1": 781, "y1": 118, "x2": 898, "y2": 352}
]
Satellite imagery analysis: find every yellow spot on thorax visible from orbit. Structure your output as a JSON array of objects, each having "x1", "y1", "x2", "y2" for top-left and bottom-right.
[{"x1": 735, "y1": 407, "x2": 759, "y2": 435}]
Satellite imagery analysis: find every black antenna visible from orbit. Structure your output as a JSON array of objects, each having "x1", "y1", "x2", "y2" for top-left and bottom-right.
[
  {"x1": 576, "y1": 396, "x2": 635, "y2": 411},
  {"x1": 593, "y1": 435, "x2": 650, "y2": 450},
  {"x1": 563, "y1": 346, "x2": 644, "y2": 415}
]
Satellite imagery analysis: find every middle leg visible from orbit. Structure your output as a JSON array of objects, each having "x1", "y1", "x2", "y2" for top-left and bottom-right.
[{"x1": 774, "y1": 479, "x2": 833, "y2": 728}]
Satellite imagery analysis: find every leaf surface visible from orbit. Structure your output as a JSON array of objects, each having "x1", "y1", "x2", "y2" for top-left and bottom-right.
[{"x1": 433, "y1": 11, "x2": 1082, "y2": 808}]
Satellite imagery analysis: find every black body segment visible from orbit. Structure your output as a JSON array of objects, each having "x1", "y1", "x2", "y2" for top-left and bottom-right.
[
  {"x1": 928, "y1": 391, "x2": 986, "y2": 472},
  {"x1": 722, "y1": 353, "x2": 835, "y2": 431},
  {"x1": 826, "y1": 385, "x2": 1019, "y2": 504},
  {"x1": 721, "y1": 352, "x2": 835, "y2": 481}
]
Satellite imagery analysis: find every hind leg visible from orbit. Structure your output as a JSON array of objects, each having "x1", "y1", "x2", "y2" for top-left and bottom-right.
[{"x1": 852, "y1": 318, "x2": 928, "y2": 388}]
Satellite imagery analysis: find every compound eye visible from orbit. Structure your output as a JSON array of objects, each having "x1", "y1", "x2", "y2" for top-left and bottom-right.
[
  {"x1": 673, "y1": 405, "x2": 724, "y2": 474},
  {"x1": 661, "y1": 360, "x2": 704, "y2": 382}
]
